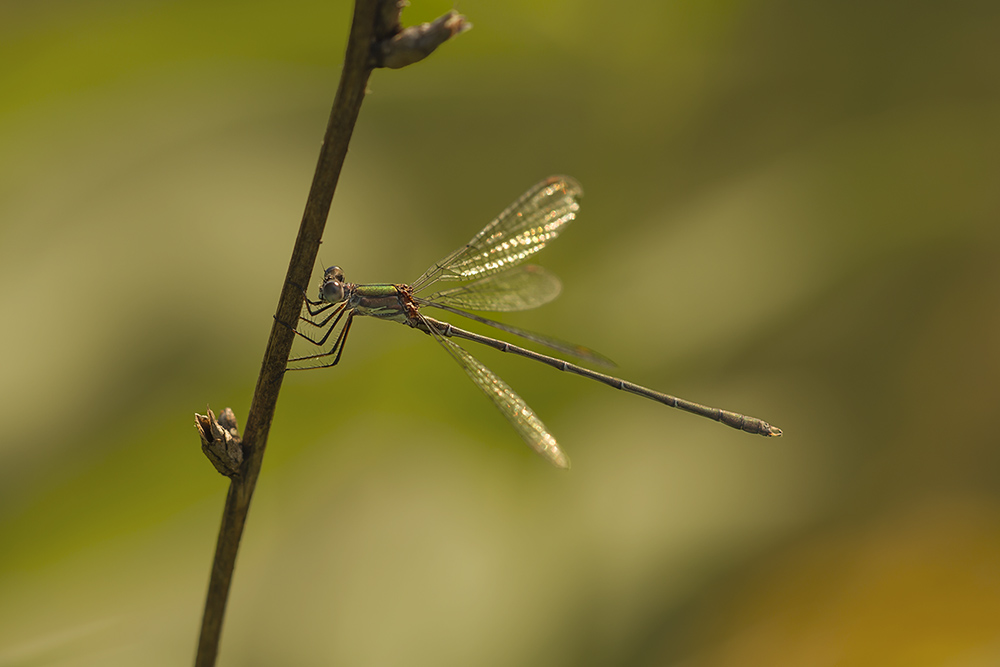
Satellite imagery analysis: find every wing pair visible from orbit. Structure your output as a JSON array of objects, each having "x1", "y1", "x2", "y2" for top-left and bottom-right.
[{"x1": 410, "y1": 176, "x2": 604, "y2": 468}]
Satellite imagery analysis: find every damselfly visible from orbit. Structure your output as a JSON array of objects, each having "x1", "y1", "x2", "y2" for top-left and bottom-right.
[{"x1": 289, "y1": 176, "x2": 781, "y2": 468}]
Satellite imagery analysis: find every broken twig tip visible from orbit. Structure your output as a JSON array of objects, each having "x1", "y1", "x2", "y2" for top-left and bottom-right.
[
  {"x1": 196, "y1": 406, "x2": 244, "y2": 478},
  {"x1": 378, "y1": 10, "x2": 471, "y2": 69}
]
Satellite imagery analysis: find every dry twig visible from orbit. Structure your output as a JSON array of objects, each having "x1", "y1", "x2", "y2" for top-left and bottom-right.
[{"x1": 193, "y1": 2, "x2": 467, "y2": 665}]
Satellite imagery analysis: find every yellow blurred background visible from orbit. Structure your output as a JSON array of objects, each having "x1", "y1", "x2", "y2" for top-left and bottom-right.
[{"x1": 2, "y1": 1, "x2": 999, "y2": 665}]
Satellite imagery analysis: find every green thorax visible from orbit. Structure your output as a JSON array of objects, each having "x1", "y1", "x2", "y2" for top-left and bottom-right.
[{"x1": 350, "y1": 283, "x2": 413, "y2": 322}]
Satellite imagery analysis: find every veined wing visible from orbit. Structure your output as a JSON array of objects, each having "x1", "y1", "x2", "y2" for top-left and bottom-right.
[
  {"x1": 424, "y1": 317, "x2": 570, "y2": 469},
  {"x1": 410, "y1": 176, "x2": 582, "y2": 291},
  {"x1": 420, "y1": 265, "x2": 562, "y2": 312}
]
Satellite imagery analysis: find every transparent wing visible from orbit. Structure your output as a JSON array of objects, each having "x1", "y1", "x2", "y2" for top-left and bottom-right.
[
  {"x1": 421, "y1": 265, "x2": 562, "y2": 312},
  {"x1": 424, "y1": 318, "x2": 570, "y2": 469},
  {"x1": 411, "y1": 176, "x2": 583, "y2": 291}
]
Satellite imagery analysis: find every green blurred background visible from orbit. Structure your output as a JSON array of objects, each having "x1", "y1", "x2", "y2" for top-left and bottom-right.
[{"x1": 2, "y1": 0, "x2": 999, "y2": 665}]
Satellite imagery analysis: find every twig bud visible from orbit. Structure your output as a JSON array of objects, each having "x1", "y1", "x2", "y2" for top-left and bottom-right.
[
  {"x1": 377, "y1": 11, "x2": 471, "y2": 69},
  {"x1": 195, "y1": 406, "x2": 244, "y2": 478}
]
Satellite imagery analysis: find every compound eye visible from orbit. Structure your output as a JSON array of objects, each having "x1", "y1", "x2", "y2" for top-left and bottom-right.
[
  {"x1": 321, "y1": 280, "x2": 345, "y2": 303},
  {"x1": 326, "y1": 265, "x2": 345, "y2": 282}
]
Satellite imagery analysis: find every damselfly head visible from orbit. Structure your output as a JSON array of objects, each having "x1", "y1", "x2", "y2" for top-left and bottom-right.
[{"x1": 319, "y1": 265, "x2": 346, "y2": 303}]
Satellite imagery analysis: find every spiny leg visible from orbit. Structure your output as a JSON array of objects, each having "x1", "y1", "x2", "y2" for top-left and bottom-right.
[
  {"x1": 304, "y1": 296, "x2": 336, "y2": 318},
  {"x1": 278, "y1": 303, "x2": 347, "y2": 352},
  {"x1": 296, "y1": 303, "x2": 349, "y2": 345},
  {"x1": 295, "y1": 307, "x2": 346, "y2": 347},
  {"x1": 288, "y1": 311, "x2": 355, "y2": 368}
]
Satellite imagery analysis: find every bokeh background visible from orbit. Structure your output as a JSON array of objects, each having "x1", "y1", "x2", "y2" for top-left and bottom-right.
[{"x1": 2, "y1": 1, "x2": 999, "y2": 665}]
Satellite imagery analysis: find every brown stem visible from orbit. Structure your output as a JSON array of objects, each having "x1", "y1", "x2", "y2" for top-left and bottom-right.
[
  {"x1": 194, "y1": 2, "x2": 466, "y2": 665},
  {"x1": 192, "y1": 6, "x2": 377, "y2": 664}
]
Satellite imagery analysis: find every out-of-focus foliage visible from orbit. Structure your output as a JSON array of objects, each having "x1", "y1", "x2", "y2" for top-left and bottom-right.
[{"x1": 1, "y1": 1, "x2": 998, "y2": 665}]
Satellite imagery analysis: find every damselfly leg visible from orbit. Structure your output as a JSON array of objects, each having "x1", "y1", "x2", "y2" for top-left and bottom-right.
[{"x1": 289, "y1": 311, "x2": 356, "y2": 369}]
